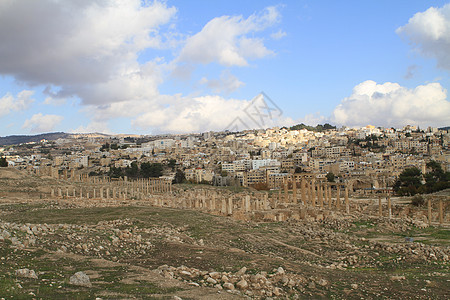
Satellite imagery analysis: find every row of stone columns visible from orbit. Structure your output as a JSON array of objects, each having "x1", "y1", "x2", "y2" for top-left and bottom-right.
[{"x1": 281, "y1": 175, "x2": 350, "y2": 207}]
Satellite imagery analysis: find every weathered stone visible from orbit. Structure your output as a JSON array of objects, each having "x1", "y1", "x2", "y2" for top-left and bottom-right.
[
  {"x1": 179, "y1": 270, "x2": 193, "y2": 278},
  {"x1": 223, "y1": 282, "x2": 234, "y2": 290},
  {"x1": 16, "y1": 268, "x2": 38, "y2": 279},
  {"x1": 273, "y1": 287, "x2": 282, "y2": 296},
  {"x1": 390, "y1": 275, "x2": 405, "y2": 281},
  {"x1": 206, "y1": 277, "x2": 217, "y2": 284},
  {"x1": 69, "y1": 271, "x2": 92, "y2": 287},
  {"x1": 209, "y1": 272, "x2": 221, "y2": 279},
  {"x1": 317, "y1": 278, "x2": 328, "y2": 286},
  {"x1": 236, "y1": 279, "x2": 248, "y2": 290},
  {"x1": 236, "y1": 266, "x2": 247, "y2": 276}
]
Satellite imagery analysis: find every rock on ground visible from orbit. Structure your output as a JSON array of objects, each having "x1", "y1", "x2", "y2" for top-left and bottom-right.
[
  {"x1": 15, "y1": 268, "x2": 38, "y2": 279},
  {"x1": 69, "y1": 271, "x2": 92, "y2": 287}
]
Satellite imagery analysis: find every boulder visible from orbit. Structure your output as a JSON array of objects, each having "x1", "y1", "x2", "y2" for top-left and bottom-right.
[
  {"x1": 69, "y1": 271, "x2": 92, "y2": 287},
  {"x1": 223, "y1": 282, "x2": 235, "y2": 290},
  {"x1": 236, "y1": 279, "x2": 248, "y2": 290},
  {"x1": 16, "y1": 268, "x2": 38, "y2": 279}
]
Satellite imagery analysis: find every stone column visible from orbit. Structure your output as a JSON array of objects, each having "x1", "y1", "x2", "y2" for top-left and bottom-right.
[
  {"x1": 307, "y1": 182, "x2": 312, "y2": 206},
  {"x1": 345, "y1": 185, "x2": 349, "y2": 214},
  {"x1": 284, "y1": 178, "x2": 289, "y2": 203},
  {"x1": 221, "y1": 199, "x2": 226, "y2": 214},
  {"x1": 264, "y1": 193, "x2": 269, "y2": 210},
  {"x1": 301, "y1": 176, "x2": 306, "y2": 205},
  {"x1": 227, "y1": 197, "x2": 233, "y2": 215},
  {"x1": 292, "y1": 175, "x2": 297, "y2": 204},
  {"x1": 245, "y1": 195, "x2": 250, "y2": 212},
  {"x1": 51, "y1": 189, "x2": 55, "y2": 197},
  {"x1": 311, "y1": 179, "x2": 316, "y2": 206},
  {"x1": 336, "y1": 185, "x2": 341, "y2": 210},
  {"x1": 212, "y1": 193, "x2": 216, "y2": 211},
  {"x1": 318, "y1": 184, "x2": 323, "y2": 208},
  {"x1": 278, "y1": 188, "x2": 281, "y2": 206},
  {"x1": 327, "y1": 185, "x2": 332, "y2": 209},
  {"x1": 387, "y1": 195, "x2": 391, "y2": 220},
  {"x1": 439, "y1": 198, "x2": 443, "y2": 226},
  {"x1": 378, "y1": 196, "x2": 382, "y2": 217}
]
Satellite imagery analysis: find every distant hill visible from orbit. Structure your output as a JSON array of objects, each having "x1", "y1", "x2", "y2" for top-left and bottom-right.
[
  {"x1": 0, "y1": 132, "x2": 70, "y2": 146},
  {"x1": 288, "y1": 123, "x2": 336, "y2": 132},
  {"x1": 438, "y1": 126, "x2": 450, "y2": 131}
]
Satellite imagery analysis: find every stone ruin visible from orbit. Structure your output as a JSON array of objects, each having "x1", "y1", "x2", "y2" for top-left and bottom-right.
[{"x1": 43, "y1": 171, "x2": 449, "y2": 227}]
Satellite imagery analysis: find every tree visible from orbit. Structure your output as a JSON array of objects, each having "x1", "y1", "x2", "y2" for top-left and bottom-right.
[
  {"x1": 140, "y1": 162, "x2": 163, "y2": 178},
  {"x1": 108, "y1": 166, "x2": 123, "y2": 178},
  {"x1": 168, "y1": 159, "x2": 176, "y2": 170},
  {"x1": 100, "y1": 143, "x2": 110, "y2": 151},
  {"x1": 173, "y1": 169, "x2": 186, "y2": 184},
  {"x1": 0, "y1": 157, "x2": 8, "y2": 167},
  {"x1": 125, "y1": 162, "x2": 139, "y2": 178},
  {"x1": 394, "y1": 167, "x2": 422, "y2": 196},
  {"x1": 411, "y1": 194, "x2": 425, "y2": 207},
  {"x1": 423, "y1": 161, "x2": 450, "y2": 193},
  {"x1": 326, "y1": 172, "x2": 335, "y2": 182}
]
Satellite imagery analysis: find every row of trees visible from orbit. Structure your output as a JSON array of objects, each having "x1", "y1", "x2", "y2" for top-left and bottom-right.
[
  {"x1": 394, "y1": 161, "x2": 450, "y2": 196},
  {"x1": 107, "y1": 160, "x2": 186, "y2": 184},
  {"x1": 108, "y1": 162, "x2": 163, "y2": 179},
  {"x1": 289, "y1": 123, "x2": 336, "y2": 132}
]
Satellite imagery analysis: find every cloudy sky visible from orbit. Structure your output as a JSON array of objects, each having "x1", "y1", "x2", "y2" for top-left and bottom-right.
[{"x1": 1, "y1": 0, "x2": 450, "y2": 136}]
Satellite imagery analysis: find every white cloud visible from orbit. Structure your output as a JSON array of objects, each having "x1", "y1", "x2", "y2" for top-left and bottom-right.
[
  {"x1": 397, "y1": 4, "x2": 450, "y2": 71},
  {"x1": 71, "y1": 121, "x2": 112, "y2": 134},
  {"x1": 133, "y1": 95, "x2": 250, "y2": 133},
  {"x1": 0, "y1": 0, "x2": 177, "y2": 105},
  {"x1": 331, "y1": 80, "x2": 450, "y2": 128},
  {"x1": 0, "y1": 90, "x2": 34, "y2": 117},
  {"x1": 78, "y1": 93, "x2": 291, "y2": 134},
  {"x1": 199, "y1": 70, "x2": 244, "y2": 94},
  {"x1": 0, "y1": 2, "x2": 288, "y2": 134},
  {"x1": 43, "y1": 97, "x2": 66, "y2": 106},
  {"x1": 22, "y1": 113, "x2": 63, "y2": 133},
  {"x1": 271, "y1": 29, "x2": 287, "y2": 40},
  {"x1": 294, "y1": 113, "x2": 329, "y2": 127},
  {"x1": 178, "y1": 6, "x2": 280, "y2": 66}
]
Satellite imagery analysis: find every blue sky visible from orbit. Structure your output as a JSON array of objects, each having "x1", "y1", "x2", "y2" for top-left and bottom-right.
[{"x1": 0, "y1": 0, "x2": 449, "y2": 136}]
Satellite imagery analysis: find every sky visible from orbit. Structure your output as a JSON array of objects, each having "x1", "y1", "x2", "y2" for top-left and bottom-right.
[{"x1": 1, "y1": 0, "x2": 450, "y2": 136}]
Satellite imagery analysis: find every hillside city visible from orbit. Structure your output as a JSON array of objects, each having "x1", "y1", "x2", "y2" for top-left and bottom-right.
[{"x1": 1, "y1": 124, "x2": 449, "y2": 195}]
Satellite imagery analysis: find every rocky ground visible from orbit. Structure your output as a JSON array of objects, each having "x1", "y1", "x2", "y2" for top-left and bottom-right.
[{"x1": 0, "y1": 169, "x2": 449, "y2": 299}]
